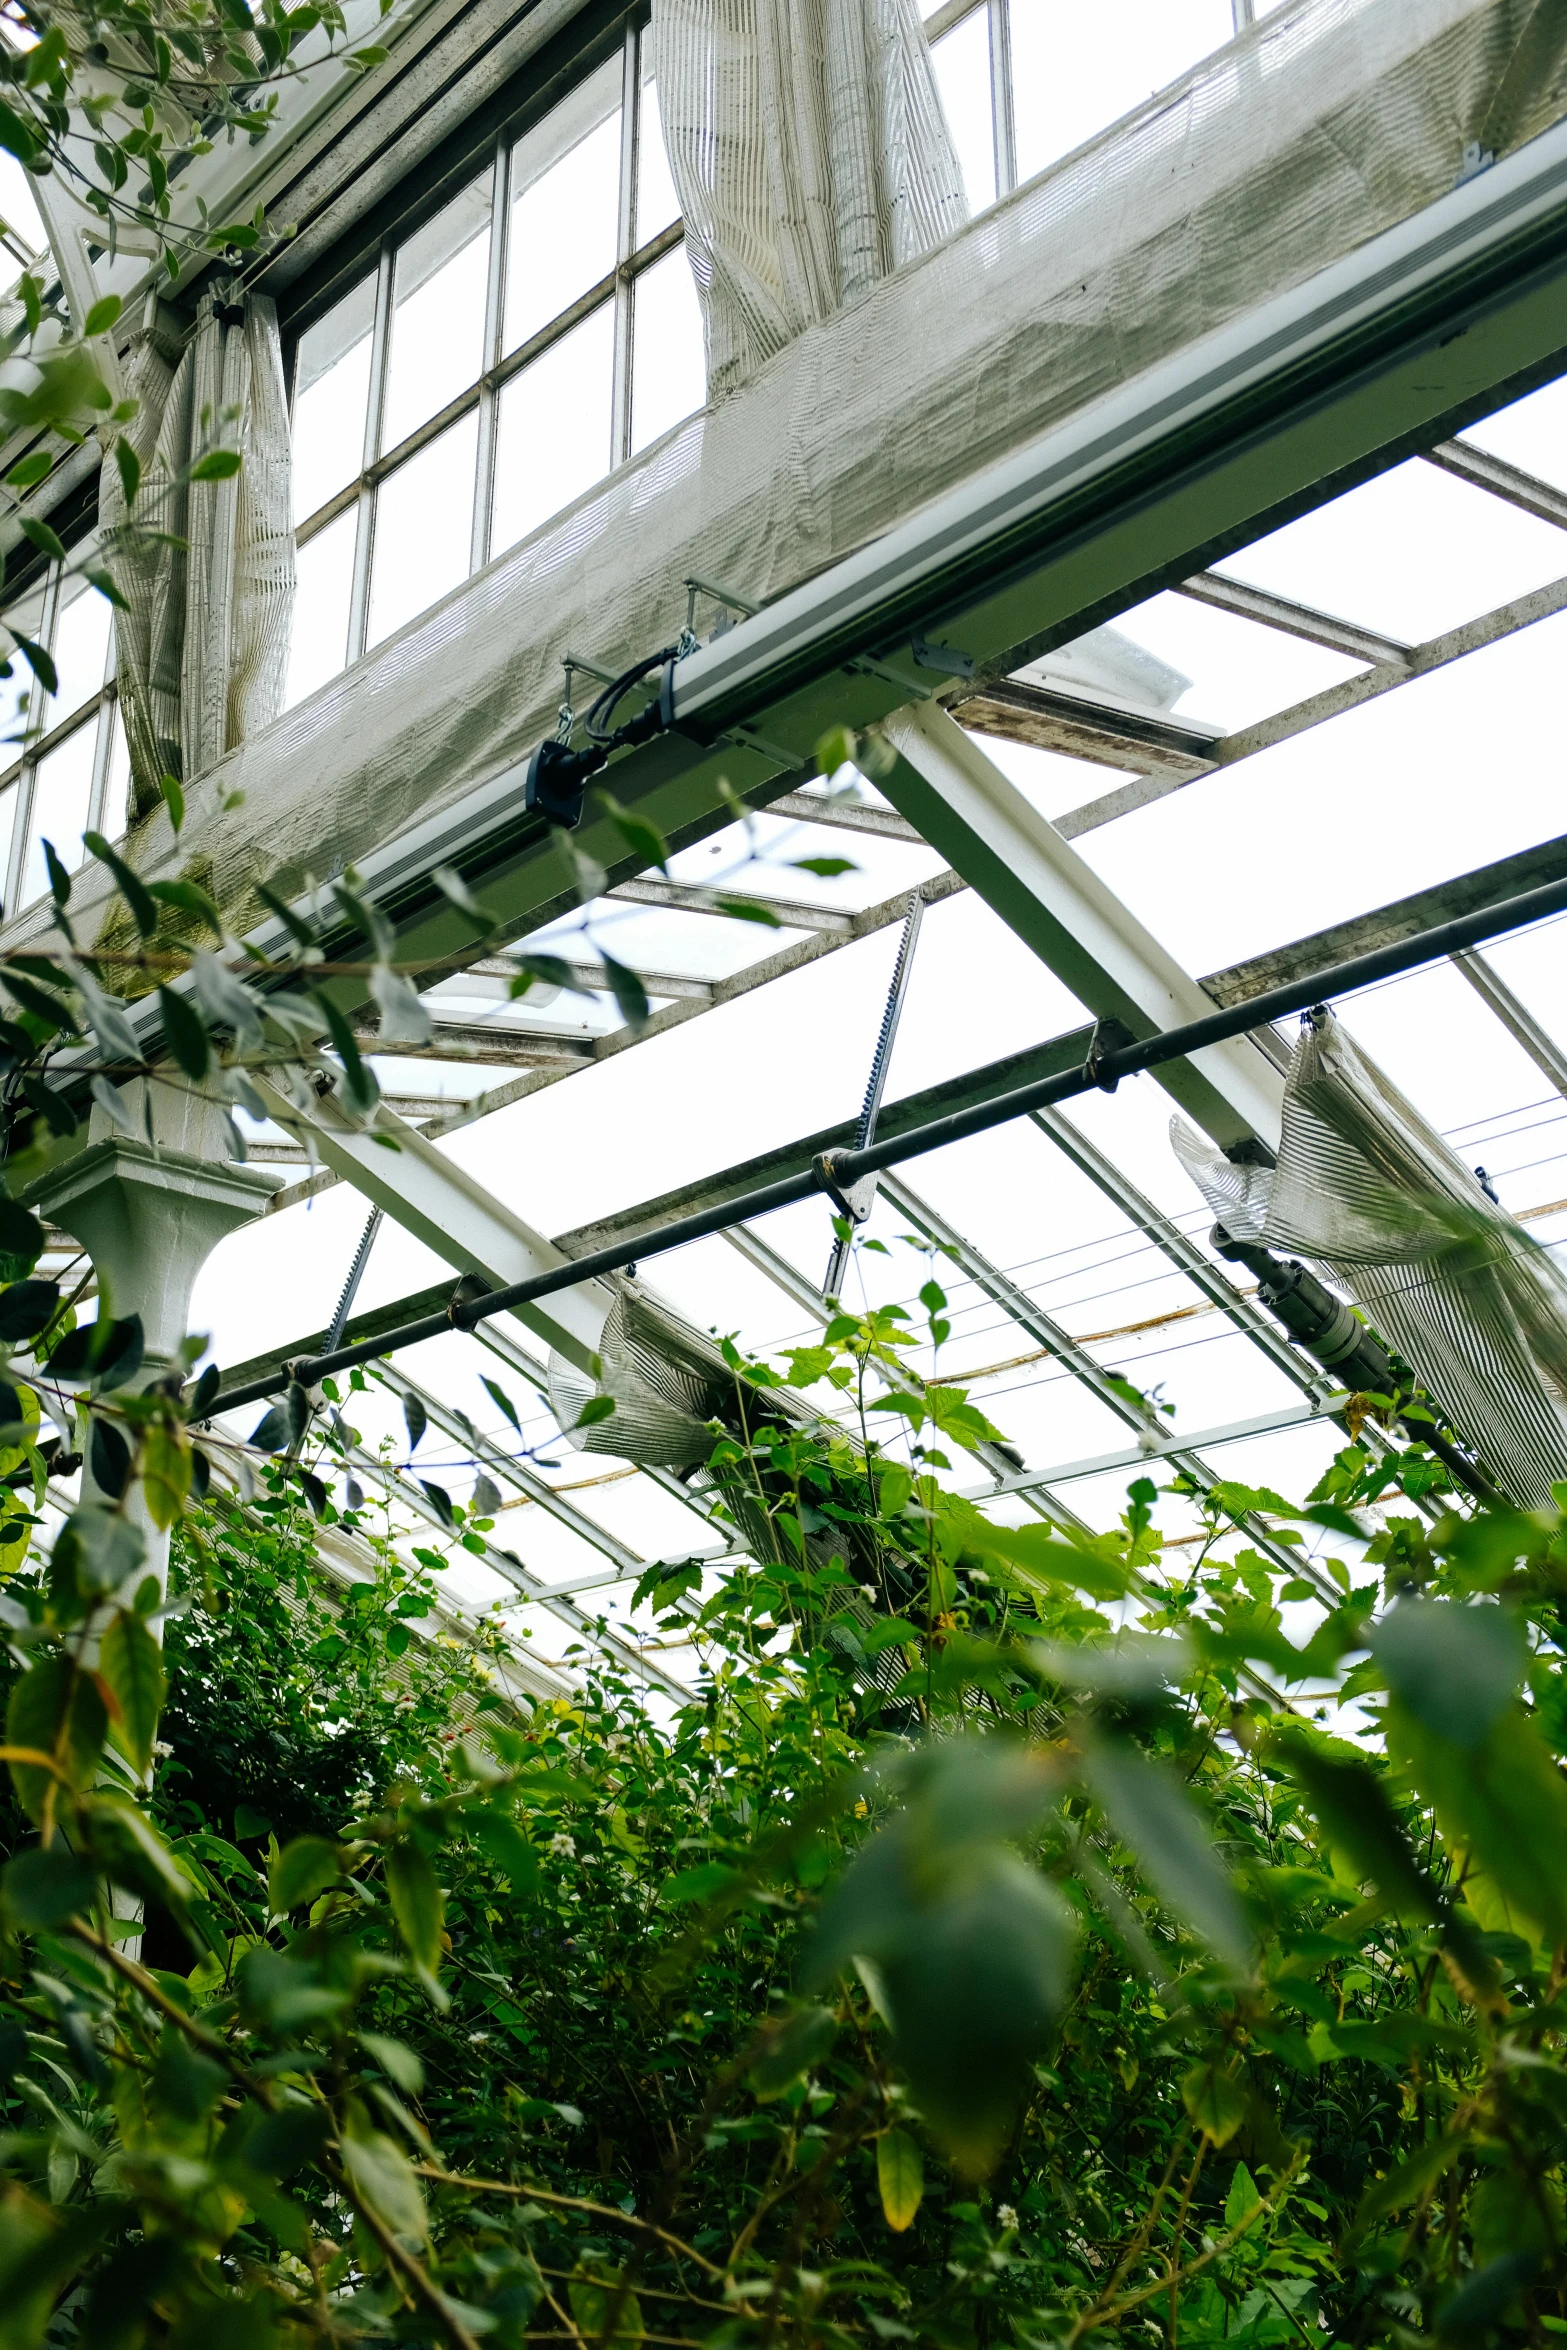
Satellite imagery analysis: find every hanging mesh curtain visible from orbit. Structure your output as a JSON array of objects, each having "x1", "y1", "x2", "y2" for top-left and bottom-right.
[
  {"x1": 647, "y1": 0, "x2": 968, "y2": 395},
  {"x1": 99, "y1": 291, "x2": 295, "y2": 816},
  {"x1": 1174, "y1": 1009, "x2": 1567, "y2": 1508}
]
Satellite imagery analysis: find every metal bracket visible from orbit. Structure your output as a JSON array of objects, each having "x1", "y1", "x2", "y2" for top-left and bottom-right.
[
  {"x1": 910, "y1": 631, "x2": 975, "y2": 677},
  {"x1": 812, "y1": 1149, "x2": 879, "y2": 1225}
]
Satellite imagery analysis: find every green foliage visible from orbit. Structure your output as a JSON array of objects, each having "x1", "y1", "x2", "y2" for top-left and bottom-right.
[{"x1": 0, "y1": 1289, "x2": 1558, "y2": 2344}]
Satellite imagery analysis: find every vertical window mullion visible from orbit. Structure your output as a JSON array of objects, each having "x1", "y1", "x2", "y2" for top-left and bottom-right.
[
  {"x1": 1231, "y1": 0, "x2": 1255, "y2": 26},
  {"x1": 990, "y1": 0, "x2": 1016, "y2": 197},
  {"x1": 610, "y1": 24, "x2": 639, "y2": 468},
  {"x1": 472, "y1": 132, "x2": 509, "y2": 575},
  {"x1": 347, "y1": 243, "x2": 394, "y2": 664},
  {"x1": 85, "y1": 688, "x2": 115, "y2": 836}
]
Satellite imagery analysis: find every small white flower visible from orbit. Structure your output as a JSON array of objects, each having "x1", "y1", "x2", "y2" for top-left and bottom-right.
[
  {"x1": 151, "y1": 1741, "x2": 175, "y2": 1759},
  {"x1": 996, "y1": 2204, "x2": 1017, "y2": 2230},
  {"x1": 467, "y1": 2030, "x2": 490, "y2": 2045},
  {"x1": 548, "y1": 1832, "x2": 577, "y2": 1859}
]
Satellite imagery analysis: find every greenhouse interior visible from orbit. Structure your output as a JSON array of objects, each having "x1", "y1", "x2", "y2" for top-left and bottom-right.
[{"x1": 0, "y1": 0, "x2": 1566, "y2": 2340}]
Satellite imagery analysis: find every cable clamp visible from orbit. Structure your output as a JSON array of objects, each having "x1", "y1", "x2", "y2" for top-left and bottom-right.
[{"x1": 1082, "y1": 1021, "x2": 1122, "y2": 1093}]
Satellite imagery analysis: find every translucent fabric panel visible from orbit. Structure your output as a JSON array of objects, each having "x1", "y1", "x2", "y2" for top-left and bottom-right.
[
  {"x1": 630, "y1": 246, "x2": 706, "y2": 453},
  {"x1": 506, "y1": 59, "x2": 623, "y2": 354},
  {"x1": 1214, "y1": 459, "x2": 1567, "y2": 646},
  {"x1": 381, "y1": 178, "x2": 492, "y2": 456},
  {"x1": 1460, "y1": 371, "x2": 1567, "y2": 492},
  {"x1": 1010, "y1": 0, "x2": 1234, "y2": 184},
  {"x1": 287, "y1": 508, "x2": 357, "y2": 707},
  {"x1": 490, "y1": 303, "x2": 614, "y2": 554},
  {"x1": 47, "y1": 578, "x2": 112, "y2": 726},
  {"x1": 367, "y1": 413, "x2": 478, "y2": 647},
  {"x1": 636, "y1": 53, "x2": 681, "y2": 244},
  {"x1": 22, "y1": 720, "x2": 96, "y2": 906},
  {"x1": 931, "y1": 9, "x2": 995, "y2": 213},
  {"x1": 292, "y1": 274, "x2": 376, "y2": 525},
  {"x1": 1321, "y1": 962, "x2": 1552, "y2": 1177}
]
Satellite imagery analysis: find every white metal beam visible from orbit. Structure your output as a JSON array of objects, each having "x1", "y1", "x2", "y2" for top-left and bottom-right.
[
  {"x1": 250, "y1": 1075, "x2": 611, "y2": 1372},
  {"x1": 879, "y1": 702, "x2": 1284, "y2": 1154}
]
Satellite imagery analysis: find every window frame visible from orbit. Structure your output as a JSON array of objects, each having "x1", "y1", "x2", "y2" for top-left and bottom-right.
[{"x1": 289, "y1": 9, "x2": 689, "y2": 674}]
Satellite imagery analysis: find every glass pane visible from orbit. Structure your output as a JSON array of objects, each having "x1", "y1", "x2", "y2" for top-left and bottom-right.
[
  {"x1": 0, "y1": 779, "x2": 16, "y2": 916},
  {"x1": 506, "y1": 58, "x2": 622, "y2": 354},
  {"x1": 636, "y1": 51, "x2": 680, "y2": 244},
  {"x1": 292, "y1": 275, "x2": 376, "y2": 525},
  {"x1": 931, "y1": 11, "x2": 995, "y2": 212},
  {"x1": 23, "y1": 720, "x2": 96, "y2": 906},
  {"x1": 0, "y1": 579, "x2": 45, "y2": 756},
  {"x1": 48, "y1": 576, "x2": 112, "y2": 726},
  {"x1": 1011, "y1": 0, "x2": 1234, "y2": 184},
  {"x1": 0, "y1": 152, "x2": 43, "y2": 255},
  {"x1": 1460, "y1": 371, "x2": 1567, "y2": 492},
  {"x1": 630, "y1": 247, "x2": 705, "y2": 453},
  {"x1": 491, "y1": 304, "x2": 614, "y2": 554},
  {"x1": 381, "y1": 177, "x2": 492, "y2": 457},
  {"x1": 367, "y1": 413, "x2": 479, "y2": 647},
  {"x1": 288, "y1": 507, "x2": 358, "y2": 706}
]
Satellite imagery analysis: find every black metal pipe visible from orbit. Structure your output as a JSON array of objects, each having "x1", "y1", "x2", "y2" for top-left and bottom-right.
[{"x1": 212, "y1": 866, "x2": 1567, "y2": 1416}]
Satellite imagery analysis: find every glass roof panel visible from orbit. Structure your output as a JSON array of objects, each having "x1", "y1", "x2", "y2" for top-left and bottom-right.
[
  {"x1": 1212, "y1": 457, "x2": 1567, "y2": 645},
  {"x1": 1044, "y1": 590, "x2": 1368, "y2": 734},
  {"x1": 1459, "y1": 372, "x2": 1567, "y2": 490},
  {"x1": 1078, "y1": 607, "x2": 1567, "y2": 975},
  {"x1": 1322, "y1": 960, "x2": 1552, "y2": 1142}
]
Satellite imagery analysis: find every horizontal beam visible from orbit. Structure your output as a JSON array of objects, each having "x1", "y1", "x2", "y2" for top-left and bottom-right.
[{"x1": 211, "y1": 856, "x2": 1567, "y2": 1412}]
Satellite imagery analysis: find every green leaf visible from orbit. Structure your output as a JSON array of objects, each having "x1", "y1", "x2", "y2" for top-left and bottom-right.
[
  {"x1": 308, "y1": 986, "x2": 379, "y2": 1118},
  {"x1": 966, "y1": 1519, "x2": 1132, "y2": 1602},
  {"x1": 83, "y1": 832, "x2": 158, "y2": 939},
  {"x1": 385, "y1": 1840, "x2": 444, "y2": 1972},
  {"x1": 82, "y1": 295, "x2": 122, "y2": 337},
  {"x1": 1372, "y1": 1599, "x2": 1524, "y2": 1747},
  {"x1": 1181, "y1": 2060, "x2": 1247, "y2": 2146},
  {"x1": 600, "y1": 954, "x2": 650, "y2": 1032},
  {"x1": 142, "y1": 1425, "x2": 191, "y2": 1530},
  {"x1": 1, "y1": 1843, "x2": 95, "y2": 1930},
  {"x1": 156, "y1": 985, "x2": 209, "y2": 1082},
  {"x1": 7, "y1": 1656, "x2": 108, "y2": 1823},
  {"x1": 715, "y1": 897, "x2": 781, "y2": 926},
  {"x1": 1272, "y1": 1731, "x2": 1440, "y2": 1923},
  {"x1": 793, "y1": 855, "x2": 856, "y2": 877},
  {"x1": 99, "y1": 1608, "x2": 167, "y2": 1777},
  {"x1": 148, "y1": 879, "x2": 220, "y2": 933},
  {"x1": 1391, "y1": 1702, "x2": 1567, "y2": 1948},
  {"x1": 877, "y1": 2128, "x2": 924, "y2": 2232},
  {"x1": 5, "y1": 451, "x2": 52, "y2": 491},
  {"x1": 0, "y1": 1197, "x2": 44, "y2": 1266},
  {"x1": 18, "y1": 514, "x2": 65, "y2": 562},
  {"x1": 594, "y1": 790, "x2": 669, "y2": 875},
  {"x1": 269, "y1": 1835, "x2": 343, "y2": 1913},
  {"x1": 1355, "y1": 2129, "x2": 1466, "y2": 2230},
  {"x1": 568, "y1": 2272, "x2": 643, "y2": 2350},
  {"x1": 358, "y1": 2032, "x2": 425, "y2": 2095},
  {"x1": 156, "y1": 772, "x2": 184, "y2": 833},
  {"x1": 189, "y1": 448, "x2": 242, "y2": 480},
  {"x1": 471, "y1": 1813, "x2": 538, "y2": 1896},
  {"x1": 748, "y1": 2004, "x2": 836, "y2": 2101},
  {"x1": 431, "y1": 864, "x2": 499, "y2": 936},
  {"x1": 481, "y1": 1376, "x2": 522, "y2": 1436},
  {"x1": 1082, "y1": 1736, "x2": 1251, "y2": 1971},
  {"x1": 112, "y1": 436, "x2": 140, "y2": 507},
  {"x1": 338, "y1": 2114, "x2": 427, "y2": 2241}
]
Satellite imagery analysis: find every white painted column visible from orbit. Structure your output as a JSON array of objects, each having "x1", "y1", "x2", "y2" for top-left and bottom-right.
[{"x1": 28, "y1": 1081, "x2": 280, "y2": 1597}]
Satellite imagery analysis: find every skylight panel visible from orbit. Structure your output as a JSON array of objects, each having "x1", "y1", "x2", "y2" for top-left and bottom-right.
[
  {"x1": 1459, "y1": 370, "x2": 1567, "y2": 491},
  {"x1": 1472, "y1": 916, "x2": 1567, "y2": 1075},
  {"x1": 1213, "y1": 456, "x2": 1567, "y2": 645},
  {"x1": 1061, "y1": 589, "x2": 1368, "y2": 734},
  {"x1": 1078, "y1": 606, "x2": 1567, "y2": 974},
  {"x1": 1324, "y1": 960, "x2": 1553, "y2": 1144}
]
